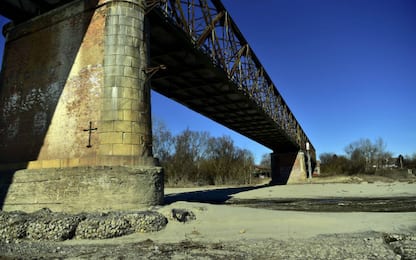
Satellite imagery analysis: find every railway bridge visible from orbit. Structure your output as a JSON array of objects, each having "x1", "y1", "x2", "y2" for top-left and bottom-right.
[{"x1": 0, "y1": 0, "x2": 315, "y2": 212}]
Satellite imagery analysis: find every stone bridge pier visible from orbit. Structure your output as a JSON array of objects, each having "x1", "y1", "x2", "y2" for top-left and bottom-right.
[
  {"x1": 0, "y1": 0, "x2": 163, "y2": 213},
  {"x1": 270, "y1": 151, "x2": 309, "y2": 185}
]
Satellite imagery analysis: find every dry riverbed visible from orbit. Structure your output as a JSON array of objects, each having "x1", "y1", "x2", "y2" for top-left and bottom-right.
[{"x1": 1, "y1": 178, "x2": 416, "y2": 259}]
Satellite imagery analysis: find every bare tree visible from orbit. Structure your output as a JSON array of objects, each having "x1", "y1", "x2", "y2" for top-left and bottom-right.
[
  {"x1": 201, "y1": 136, "x2": 255, "y2": 185},
  {"x1": 344, "y1": 137, "x2": 391, "y2": 173},
  {"x1": 259, "y1": 153, "x2": 271, "y2": 169},
  {"x1": 152, "y1": 118, "x2": 174, "y2": 163},
  {"x1": 153, "y1": 119, "x2": 256, "y2": 186}
]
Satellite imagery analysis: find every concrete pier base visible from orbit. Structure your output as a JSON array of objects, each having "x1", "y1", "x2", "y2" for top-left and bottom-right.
[
  {"x1": 0, "y1": 166, "x2": 164, "y2": 213},
  {"x1": 0, "y1": 0, "x2": 163, "y2": 212},
  {"x1": 270, "y1": 151, "x2": 307, "y2": 185}
]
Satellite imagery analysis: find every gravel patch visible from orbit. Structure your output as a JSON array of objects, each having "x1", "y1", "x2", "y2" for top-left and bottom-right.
[
  {"x1": 0, "y1": 208, "x2": 167, "y2": 242},
  {"x1": 0, "y1": 232, "x2": 414, "y2": 259}
]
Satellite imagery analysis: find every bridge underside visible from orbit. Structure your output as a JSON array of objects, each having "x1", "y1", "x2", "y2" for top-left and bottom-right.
[
  {"x1": 148, "y1": 10, "x2": 299, "y2": 153},
  {"x1": 0, "y1": 0, "x2": 74, "y2": 21}
]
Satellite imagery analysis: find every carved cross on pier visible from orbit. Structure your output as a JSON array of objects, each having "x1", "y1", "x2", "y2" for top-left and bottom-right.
[{"x1": 83, "y1": 121, "x2": 97, "y2": 148}]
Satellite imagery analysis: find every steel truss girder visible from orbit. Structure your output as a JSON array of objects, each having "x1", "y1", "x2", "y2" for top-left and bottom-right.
[{"x1": 147, "y1": 0, "x2": 315, "y2": 158}]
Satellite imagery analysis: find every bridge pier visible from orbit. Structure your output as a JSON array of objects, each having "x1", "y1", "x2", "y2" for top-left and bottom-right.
[
  {"x1": 270, "y1": 151, "x2": 308, "y2": 185},
  {"x1": 0, "y1": 0, "x2": 163, "y2": 212}
]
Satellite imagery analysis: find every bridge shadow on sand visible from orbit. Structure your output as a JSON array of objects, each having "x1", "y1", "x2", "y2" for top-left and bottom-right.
[{"x1": 164, "y1": 184, "x2": 270, "y2": 205}]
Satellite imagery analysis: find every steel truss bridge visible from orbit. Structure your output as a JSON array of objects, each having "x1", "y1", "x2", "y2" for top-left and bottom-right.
[
  {"x1": 147, "y1": 0, "x2": 315, "y2": 160},
  {"x1": 0, "y1": 0, "x2": 316, "y2": 161}
]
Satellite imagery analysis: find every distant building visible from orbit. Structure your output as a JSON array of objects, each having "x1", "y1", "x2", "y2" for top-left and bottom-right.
[{"x1": 372, "y1": 156, "x2": 403, "y2": 169}]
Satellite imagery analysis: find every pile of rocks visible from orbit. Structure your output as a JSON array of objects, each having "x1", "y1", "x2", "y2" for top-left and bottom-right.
[
  {"x1": 0, "y1": 208, "x2": 168, "y2": 242},
  {"x1": 383, "y1": 233, "x2": 416, "y2": 258}
]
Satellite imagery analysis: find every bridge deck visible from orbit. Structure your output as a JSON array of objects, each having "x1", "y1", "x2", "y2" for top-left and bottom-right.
[{"x1": 148, "y1": 10, "x2": 298, "y2": 153}]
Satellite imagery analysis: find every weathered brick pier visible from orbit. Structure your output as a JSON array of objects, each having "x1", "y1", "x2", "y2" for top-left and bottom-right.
[{"x1": 0, "y1": 0, "x2": 163, "y2": 212}]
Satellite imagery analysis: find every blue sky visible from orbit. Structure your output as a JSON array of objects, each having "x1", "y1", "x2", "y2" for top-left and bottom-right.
[
  {"x1": 155, "y1": 0, "x2": 416, "y2": 161},
  {"x1": 1, "y1": 0, "x2": 416, "y2": 163}
]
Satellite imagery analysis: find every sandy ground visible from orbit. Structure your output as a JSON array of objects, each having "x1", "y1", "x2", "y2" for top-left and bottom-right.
[
  {"x1": 158, "y1": 182, "x2": 415, "y2": 242},
  {"x1": 64, "y1": 181, "x2": 416, "y2": 244},
  {"x1": 2, "y1": 180, "x2": 416, "y2": 259}
]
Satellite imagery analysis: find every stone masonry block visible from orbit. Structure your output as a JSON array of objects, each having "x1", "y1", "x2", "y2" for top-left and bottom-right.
[
  {"x1": 113, "y1": 144, "x2": 133, "y2": 156},
  {"x1": 62, "y1": 158, "x2": 80, "y2": 168},
  {"x1": 124, "y1": 66, "x2": 137, "y2": 78},
  {"x1": 116, "y1": 5, "x2": 127, "y2": 15},
  {"x1": 79, "y1": 156, "x2": 97, "y2": 166},
  {"x1": 113, "y1": 4, "x2": 125, "y2": 14},
  {"x1": 116, "y1": 110, "x2": 126, "y2": 120},
  {"x1": 125, "y1": 46, "x2": 142, "y2": 59},
  {"x1": 103, "y1": 97, "x2": 132, "y2": 110},
  {"x1": 106, "y1": 14, "x2": 119, "y2": 24},
  {"x1": 131, "y1": 87, "x2": 139, "y2": 97},
  {"x1": 122, "y1": 132, "x2": 132, "y2": 144},
  {"x1": 132, "y1": 121, "x2": 146, "y2": 134},
  {"x1": 106, "y1": 35, "x2": 120, "y2": 47},
  {"x1": 119, "y1": 77, "x2": 139, "y2": 88},
  {"x1": 129, "y1": 55, "x2": 141, "y2": 68},
  {"x1": 125, "y1": 25, "x2": 137, "y2": 36},
  {"x1": 104, "y1": 87, "x2": 120, "y2": 98},
  {"x1": 109, "y1": 156, "x2": 134, "y2": 166},
  {"x1": 130, "y1": 144, "x2": 143, "y2": 156},
  {"x1": 132, "y1": 20, "x2": 143, "y2": 32},
  {"x1": 101, "y1": 110, "x2": 124, "y2": 121},
  {"x1": 105, "y1": 65, "x2": 125, "y2": 76},
  {"x1": 99, "y1": 132, "x2": 123, "y2": 144},
  {"x1": 106, "y1": 53, "x2": 120, "y2": 65},
  {"x1": 116, "y1": 55, "x2": 134, "y2": 67},
  {"x1": 124, "y1": 35, "x2": 140, "y2": 47},
  {"x1": 106, "y1": 18, "x2": 120, "y2": 29},
  {"x1": 104, "y1": 77, "x2": 128, "y2": 89},
  {"x1": 118, "y1": 16, "x2": 132, "y2": 26},
  {"x1": 124, "y1": 5, "x2": 139, "y2": 15},
  {"x1": 97, "y1": 144, "x2": 113, "y2": 156},
  {"x1": 134, "y1": 10, "x2": 144, "y2": 22},
  {"x1": 106, "y1": 44, "x2": 125, "y2": 56},
  {"x1": 122, "y1": 132, "x2": 141, "y2": 144},
  {"x1": 123, "y1": 110, "x2": 139, "y2": 121},
  {"x1": 116, "y1": 24, "x2": 128, "y2": 35},
  {"x1": 119, "y1": 25, "x2": 134, "y2": 36},
  {"x1": 131, "y1": 99, "x2": 139, "y2": 110},
  {"x1": 117, "y1": 98, "x2": 132, "y2": 110},
  {"x1": 105, "y1": 42, "x2": 124, "y2": 54},
  {"x1": 106, "y1": 25, "x2": 121, "y2": 36},
  {"x1": 42, "y1": 159, "x2": 61, "y2": 169},
  {"x1": 122, "y1": 87, "x2": 133, "y2": 98},
  {"x1": 99, "y1": 120, "x2": 114, "y2": 132},
  {"x1": 104, "y1": 76, "x2": 116, "y2": 87},
  {"x1": 114, "y1": 120, "x2": 132, "y2": 132},
  {"x1": 102, "y1": 98, "x2": 116, "y2": 110},
  {"x1": 27, "y1": 160, "x2": 43, "y2": 169}
]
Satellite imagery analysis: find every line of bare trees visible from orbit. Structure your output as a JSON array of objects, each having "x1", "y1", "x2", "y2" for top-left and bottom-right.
[
  {"x1": 320, "y1": 137, "x2": 415, "y2": 175},
  {"x1": 152, "y1": 119, "x2": 255, "y2": 186}
]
